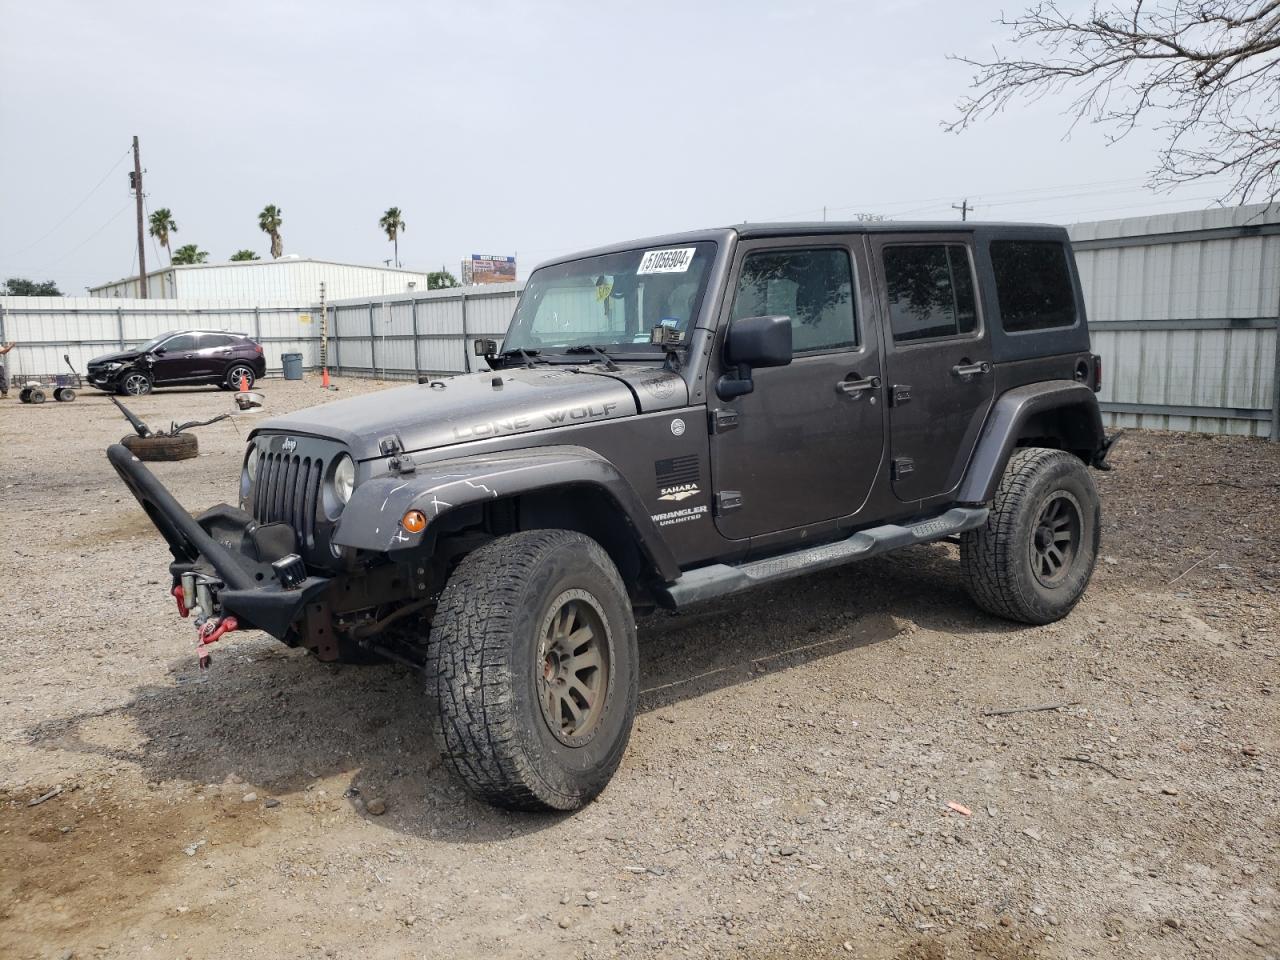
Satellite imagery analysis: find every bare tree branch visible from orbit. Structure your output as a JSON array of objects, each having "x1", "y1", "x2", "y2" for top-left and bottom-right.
[{"x1": 948, "y1": 1, "x2": 1280, "y2": 202}]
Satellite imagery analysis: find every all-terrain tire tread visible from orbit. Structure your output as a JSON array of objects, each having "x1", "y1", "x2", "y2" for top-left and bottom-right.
[
  {"x1": 425, "y1": 529, "x2": 630, "y2": 811},
  {"x1": 960, "y1": 447, "x2": 1095, "y2": 624}
]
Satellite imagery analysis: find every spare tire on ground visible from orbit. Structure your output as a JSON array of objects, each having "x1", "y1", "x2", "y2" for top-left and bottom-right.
[{"x1": 122, "y1": 432, "x2": 199, "y2": 462}]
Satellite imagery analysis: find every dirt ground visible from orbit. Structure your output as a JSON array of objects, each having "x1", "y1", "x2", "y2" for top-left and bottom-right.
[{"x1": 1, "y1": 377, "x2": 1277, "y2": 960}]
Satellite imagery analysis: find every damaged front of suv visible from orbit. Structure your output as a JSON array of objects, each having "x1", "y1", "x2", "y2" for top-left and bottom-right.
[{"x1": 106, "y1": 237, "x2": 722, "y2": 676}]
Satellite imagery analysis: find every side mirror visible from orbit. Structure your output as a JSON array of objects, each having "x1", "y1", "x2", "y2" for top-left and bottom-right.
[
  {"x1": 473, "y1": 338, "x2": 497, "y2": 357},
  {"x1": 718, "y1": 315, "x2": 793, "y2": 400}
]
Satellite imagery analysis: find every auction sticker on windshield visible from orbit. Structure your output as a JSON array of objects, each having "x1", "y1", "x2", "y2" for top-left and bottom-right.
[{"x1": 637, "y1": 248, "x2": 697, "y2": 274}]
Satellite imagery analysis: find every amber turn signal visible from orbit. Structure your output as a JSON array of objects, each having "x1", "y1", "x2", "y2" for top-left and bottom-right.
[{"x1": 401, "y1": 509, "x2": 427, "y2": 533}]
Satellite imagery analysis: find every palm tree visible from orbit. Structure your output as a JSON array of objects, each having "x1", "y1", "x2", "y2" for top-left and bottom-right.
[
  {"x1": 230, "y1": 249, "x2": 260, "y2": 261},
  {"x1": 258, "y1": 204, "x2": 284, "y2": 259},
  {"x1": 171, "y1": 244, "x2": 208, "y2": 265},
  {"x1": 379, "y1": 207, "x2": 406, "y2": 267},
  {"x1": 148, "y1": 208, "x2": 178, "y2": 263}
]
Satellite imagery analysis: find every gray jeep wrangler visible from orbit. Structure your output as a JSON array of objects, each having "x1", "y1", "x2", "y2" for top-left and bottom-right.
[{"x1": 109, "y1": 222, "x2": 1116, "y2": 812}]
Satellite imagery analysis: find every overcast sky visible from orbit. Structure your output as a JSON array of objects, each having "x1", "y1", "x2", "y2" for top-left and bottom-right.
[{"x1": 0, "y1": 0, "x2": 1235, "y2": 293}]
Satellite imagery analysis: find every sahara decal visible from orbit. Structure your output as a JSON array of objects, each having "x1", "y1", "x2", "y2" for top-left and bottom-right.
[
  {"x1": 452, "y1": 402, "x2": 620, "y2": 441},
  {"x1": 655, "y1": 454, "x2": 701, "y2": 501}
]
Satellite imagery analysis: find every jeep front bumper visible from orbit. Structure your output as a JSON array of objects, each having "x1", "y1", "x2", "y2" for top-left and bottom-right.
[{"x1": 107, "y1": 443, "x2": 330, "y2": 641}]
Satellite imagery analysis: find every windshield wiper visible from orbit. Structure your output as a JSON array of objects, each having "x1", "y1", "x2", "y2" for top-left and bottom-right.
[
  {"x1": 495, "y1": 347, "x2": 544, "y2": 368},
  {"x1": 561, "y1": 344, "x2": 619, "y2": 371}
]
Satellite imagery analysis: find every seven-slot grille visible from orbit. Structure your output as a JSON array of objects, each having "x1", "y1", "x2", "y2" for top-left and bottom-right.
[{"x1": 252, "y1": 446, "x2": 325, "y2": 551}]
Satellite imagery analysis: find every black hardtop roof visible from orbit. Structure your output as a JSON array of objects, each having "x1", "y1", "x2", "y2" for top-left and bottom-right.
[{"x1": 536, "y1": 221, "x2": 1069, "y2": 270}]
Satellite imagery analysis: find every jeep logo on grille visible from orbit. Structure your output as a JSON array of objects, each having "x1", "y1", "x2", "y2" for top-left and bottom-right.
[{"x1": 281, "y1": 437, "x2": 297, "y2": 453}]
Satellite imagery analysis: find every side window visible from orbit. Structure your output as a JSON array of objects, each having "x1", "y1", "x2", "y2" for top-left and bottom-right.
[
  {"x1": 162, "y1": 334, "x2": 197, "y2": 352},
  {"x1": 200, "y1": 333, "x2": 233, "y2": 348},
  {"x1": 882, "y1": 244, "x2": 977, "y2": 343},
  {"x1": 731, "y1": 248, "x2": 857, "y2": 353},
  {"x1": 989, "y1": 240, "x2": 1077, "y2": 332}
]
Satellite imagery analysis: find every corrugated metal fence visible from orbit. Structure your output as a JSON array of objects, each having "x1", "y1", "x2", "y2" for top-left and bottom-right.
[
  {"x1": 327, "y1": 286, "x2": 517, "y2": 379},
  {"x1": 0, "y1": 297, "x2": 321, "y2": 379},
  {"x1": 1068, "y1": 203, "x2": 1280, "y2": 438}
]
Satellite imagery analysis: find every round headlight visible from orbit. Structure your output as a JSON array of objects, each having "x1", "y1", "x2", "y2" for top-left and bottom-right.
[
  {"x1": 245, "y1": 446, "x2": 259, "y2": 481},
  {"x1": 333, "y1": 454, "x2": 355, "y2": 505}
]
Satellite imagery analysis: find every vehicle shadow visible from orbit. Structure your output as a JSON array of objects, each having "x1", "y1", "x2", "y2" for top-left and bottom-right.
[{"x1": 26, "y1": 542, "x2": 1018, "y2": 840}]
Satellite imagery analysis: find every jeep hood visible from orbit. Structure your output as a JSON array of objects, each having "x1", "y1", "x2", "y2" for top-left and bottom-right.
[{"x1": 253, "y1": 365, "x2": 688, "y2": 460}]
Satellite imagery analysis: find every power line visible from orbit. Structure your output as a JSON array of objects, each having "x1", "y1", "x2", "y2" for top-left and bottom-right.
[
  {"x1": 23, "y1": 201, "x2": 133, "y2": 275},
  {"x1": 1, "y1": 146, "x2": 132, "y2": 260}
]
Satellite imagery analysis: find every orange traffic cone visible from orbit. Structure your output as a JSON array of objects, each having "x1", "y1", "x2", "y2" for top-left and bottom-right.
[
  {"x1": 321, "y1": 367, "x2": 330, "y2": 389},
  {"x1": 238, "y1": 371, "x2": 249, "y2": 392}
]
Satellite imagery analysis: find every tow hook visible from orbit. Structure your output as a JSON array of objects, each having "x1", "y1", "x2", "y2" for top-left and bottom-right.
[
  {"x1": 172, "y1": 585, "x2": 190, "y2": 618},
  {"x1": 195, "y1": 616, "x2": 239, "y2": 669}
]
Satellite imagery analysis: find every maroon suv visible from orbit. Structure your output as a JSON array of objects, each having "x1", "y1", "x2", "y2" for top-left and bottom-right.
[{"x1": 87, "y1": 330, "x2": 267, "y2": 396}]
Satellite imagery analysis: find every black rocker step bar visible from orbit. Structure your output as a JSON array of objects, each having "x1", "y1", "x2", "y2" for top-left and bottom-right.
[{"x1": 658, "y1": 507, "x2": 989, "y2": 608}]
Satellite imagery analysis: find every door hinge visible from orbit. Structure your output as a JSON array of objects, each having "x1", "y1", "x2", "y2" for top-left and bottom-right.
[
  {"x1": 892, "y1": 457, "x2": 914, "y2": 480},
  {"x1": 709, "y1": 409, "x2": 739, "y2": 433},
  {"x1": 714, "y1": 490, "x2": 743, "y2": 515},
  {"x1": 891, "y1": 384, "x2": 912, "y2": 406}
]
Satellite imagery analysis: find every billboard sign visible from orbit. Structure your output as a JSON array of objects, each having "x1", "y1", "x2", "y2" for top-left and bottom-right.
[{"x1": 468, "y1": 254, "x2": 516, "y2": 285}]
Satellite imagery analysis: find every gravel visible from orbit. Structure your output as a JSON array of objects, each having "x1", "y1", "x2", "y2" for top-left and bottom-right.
[{"x1": 1, "y1": 378, "x2": 1277, "y2": 959}]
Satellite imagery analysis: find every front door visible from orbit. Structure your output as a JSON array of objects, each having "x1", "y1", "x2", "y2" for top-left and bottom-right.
[
  {"x1": 150, "y1": 333, "x2": 202, "y2": 383},
  {"x1": 710, "y1": 240, "x2": 885, "y2": 541},
  {"x1": 869, "y1": 236, "x2": 995, "y2": 503}
]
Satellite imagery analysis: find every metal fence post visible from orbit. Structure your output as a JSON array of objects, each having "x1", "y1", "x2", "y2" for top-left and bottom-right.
[
  {"x1": 460, "y1": 290, "x2": 471, "y2": 374},
  {"x1": 253, "y1": 306, "x2": 261, "y2": 344},
  {"x1": 116, "y1": 307, "x2": 125, "y2": 349},
  {"x1": 411, "y1": 298, "x2": 421, "y2": 381},
  {"x1": 369, "y1": 303, "x2": 377, "y2": 379},
  {"x1": 1271, "y1": 314, "x2": 1280, "y2": 442}
]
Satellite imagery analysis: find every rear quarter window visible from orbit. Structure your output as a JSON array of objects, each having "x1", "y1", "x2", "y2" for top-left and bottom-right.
[{"x1": 990, "y1": 240, "x2": 1077, "y2": 333}]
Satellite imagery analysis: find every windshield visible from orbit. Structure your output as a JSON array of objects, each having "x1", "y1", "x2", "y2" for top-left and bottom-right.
[{"x1": 502, "y1": 241, "x2": 717, "y2": 356}]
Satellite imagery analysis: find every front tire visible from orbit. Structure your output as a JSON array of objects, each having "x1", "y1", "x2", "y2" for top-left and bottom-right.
[
  {"x1": 119, "y1": 371, "x2": 153, "y2": 396},
  {"x1": 961, "y1": 447, "x2": 1100, "y2": 625},
  {"x1": 426, "y1": 530, "x2": 638, "y2": 812}
]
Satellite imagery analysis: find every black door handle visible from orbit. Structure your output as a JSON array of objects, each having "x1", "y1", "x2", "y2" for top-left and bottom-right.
[
  {"x1": 837, "y1": 375, "x2": 881, "y2": 397},
  {"x1": 951, "y1": 360, "x2": 991, "y2": 378}
]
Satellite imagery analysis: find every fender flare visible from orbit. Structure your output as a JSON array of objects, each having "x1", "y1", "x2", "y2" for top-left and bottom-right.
[
  {"x1": 332, "y1": 444, "x2": 681, "y2": 581},
  {"x1": 957, "y1": 380, "x2": 1105, "y2": 505}
]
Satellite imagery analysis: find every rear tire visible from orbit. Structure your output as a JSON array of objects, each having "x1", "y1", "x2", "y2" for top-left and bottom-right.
[
  {"x1": 426, "y1": 530, "x2": 638, "y2": 811},
  {"x1": 122, "y1": 431, "x2": 199, "y2": 462},
  {"x1": 226, "y1": 364, "x2": 256, "y2": 390},
  {"x1": 961, "y1": 447, "x2": 1100, "y2": 625}
]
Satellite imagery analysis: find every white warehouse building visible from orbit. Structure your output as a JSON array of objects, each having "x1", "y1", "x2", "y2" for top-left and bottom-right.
[{"x1": 89, "y1": 257, "x2": 443, "y2": 302}]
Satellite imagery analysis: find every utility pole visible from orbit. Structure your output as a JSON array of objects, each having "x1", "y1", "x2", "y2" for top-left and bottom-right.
[
  {"x1": 130, "y1": 136, "x2": 148, "y2": 298},
  {"x1": 952, "y1": 198, "x2": 972, "y2": 221}
]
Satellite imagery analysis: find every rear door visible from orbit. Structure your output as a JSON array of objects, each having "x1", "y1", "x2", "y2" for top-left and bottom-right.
[
  {"x1": 869, "y1": 235, "x2": 995, "y2": 503},
  {"x1": 195, "y1": 333, "x2": 236, "y2": 379},
  {"x1": 709, "y1": 238, "x2": 885, "y2": 540}
]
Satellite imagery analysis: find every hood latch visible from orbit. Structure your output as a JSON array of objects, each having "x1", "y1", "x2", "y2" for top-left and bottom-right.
[{"x1": 380, "y1": 435, "x2": 417, "y2": 474}]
